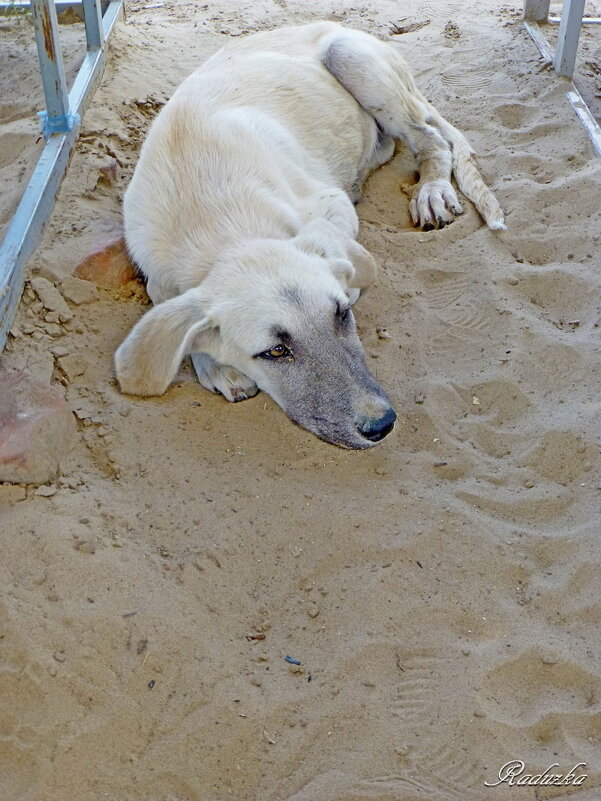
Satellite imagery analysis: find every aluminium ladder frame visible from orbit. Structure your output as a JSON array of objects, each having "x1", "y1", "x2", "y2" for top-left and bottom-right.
[{"x1": 0, "y1": 0, "x2": 123, "y2": 351}]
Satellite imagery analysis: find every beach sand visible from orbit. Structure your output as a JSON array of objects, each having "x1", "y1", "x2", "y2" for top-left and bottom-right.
[{"x1": 1, "y1": 2, "x2": 600, "y2": 800}]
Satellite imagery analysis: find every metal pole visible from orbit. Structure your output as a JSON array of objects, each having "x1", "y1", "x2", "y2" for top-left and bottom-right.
[
  {"x1": 82, "y1": 0, "x2": 104, "y2": 51},
  {"x1": 524, "y1": 0, "x2": 551, "y2": 22},
  {"x1": 30, "y1": 0, "x2": 72, "y2": 131},
  {"x1": 0, "y1": 0, "x2": 123, "y2": 351},
  {"x1": 554, "y1": 0, "x2": 586, "y2": 77},
  {"x1": 550, "y1": 16, "x2": 601, "y2": 23}
]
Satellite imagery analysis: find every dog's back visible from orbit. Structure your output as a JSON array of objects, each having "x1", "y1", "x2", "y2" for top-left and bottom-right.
[{"x1": 124, "y1": 24, "x2": 378, "y2": 301}]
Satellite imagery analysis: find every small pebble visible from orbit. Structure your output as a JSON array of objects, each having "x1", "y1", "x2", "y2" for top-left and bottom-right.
[
  {"x1": 35, "y1": 485, "x2": 57, "y2": 497},
  {"x1": 58, "y1": 354, "x2": 87, "y2": 382},
  {"x1": 75, "y1": 540, "x2": 96, "y2": 554},
  {"x1": 43, "y1": 323, "x2": 63, "y2": 337},
  {"x1": 60, "y1": 275, "x2": 100, "y2": 305}
]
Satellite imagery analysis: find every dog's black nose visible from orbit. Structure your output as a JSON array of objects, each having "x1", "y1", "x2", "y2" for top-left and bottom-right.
[{"x1": 359, "y1": 408, "x2": 397, "y2": 442}]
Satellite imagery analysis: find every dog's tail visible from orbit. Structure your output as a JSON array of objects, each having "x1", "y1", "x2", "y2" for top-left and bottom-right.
[{"x1": 430, "y1": 110, "x2": 506, "y2": 231}]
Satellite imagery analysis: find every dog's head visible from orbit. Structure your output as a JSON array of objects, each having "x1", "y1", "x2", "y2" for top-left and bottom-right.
[{"x1": 115, "y1": 240, "x2": 396, "y2": 448}]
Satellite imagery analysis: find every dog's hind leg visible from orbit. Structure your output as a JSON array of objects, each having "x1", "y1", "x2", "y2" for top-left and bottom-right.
[
  {"x1": 352, "y1": 126, "x2": 395, "y2": 203},
  {"x1": 191, "y1": 353, "x2": 259, "y2": 403},
  {"x1": 322, "y1": 29, "x2": 504, "y2": 230}
]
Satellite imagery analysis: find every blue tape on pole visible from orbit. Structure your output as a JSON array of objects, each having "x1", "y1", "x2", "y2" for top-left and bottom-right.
[{"x1": 37, "y1": 110, "x2": 81, "y2": 139}]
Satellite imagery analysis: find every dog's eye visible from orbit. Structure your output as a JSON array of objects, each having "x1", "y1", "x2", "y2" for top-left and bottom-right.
[
  {"x1": 257, "y1": 344, "x2": 292, "y2": 360},
  {"x1": 337, "y1": 305, "x2": 350, "y2": 322}
]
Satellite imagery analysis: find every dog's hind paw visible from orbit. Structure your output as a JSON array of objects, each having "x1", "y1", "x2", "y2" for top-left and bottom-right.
[{"x1": 191, "y1": 353, "x2": 259, "y2": 402}]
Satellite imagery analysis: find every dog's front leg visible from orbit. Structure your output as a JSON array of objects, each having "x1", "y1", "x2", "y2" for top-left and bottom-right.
[
  {"x1": 322, "y1": 30, "x2": 464, "y2": 230},
  {"x1": 191, "y1": 353, "x2": 258, "y2": 403}
]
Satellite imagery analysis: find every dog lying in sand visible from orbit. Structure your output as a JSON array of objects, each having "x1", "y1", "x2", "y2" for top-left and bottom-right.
[{"x1": 115, "y1": 21, "x2": 505, "y2": 448}]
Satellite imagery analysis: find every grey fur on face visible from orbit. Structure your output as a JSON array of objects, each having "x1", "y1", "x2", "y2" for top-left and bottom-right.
[{"x1": 251, "y1": 299, "x2": 395, "y2": 449}]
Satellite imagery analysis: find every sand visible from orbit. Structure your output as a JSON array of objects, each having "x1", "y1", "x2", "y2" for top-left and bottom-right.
[{"x1": 1, "y1": 1, "x2": 600, "y2": 800}]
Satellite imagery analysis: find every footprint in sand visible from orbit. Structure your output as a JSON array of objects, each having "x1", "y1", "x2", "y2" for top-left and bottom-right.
[
  {"x1": 435, "y1": 377, "x2": 592, "y2": 526},
  {"x1": 454, "y1": 379, "x2": 532, "y2": 426},
  {"x1": 421, "y1": 2, "x2": 464, "y2": 21},
  {"x1": 0, "y1": 618, "x2": 45, "y2": 798},
  {"x1": 520, "y1": 430, "x2": 597, "y2": 486},
  {"x1": 440, "y1": 70, "x2": 492, "y2": 90},
  {"x1": 503, "y1": 171, "x2": 601, "y2": 264},
  {"x1": 451, "y1": 380, "x2": 531, "y2": 461},
  {"x1": 455, "y1": 479, "x2": 573, "y2": 526},
  {"x1": 495, "y1": 149, "x2": 560, "y2": 183},
  {"x1": 368, "y1": 652, "x2": 485, "y2": 801},
  {"x1": 479, "y1": 649, "x2": 600, "y2": 727},
  {"x1": 508, "y1": 266, "x2": 601, "y2": 330},
  {"x1": 414, "y1": 270, "x2": 502, "y2": 365},
  {"x1": 390, "y1": 654, "x2": 448, "y2": 724},
  {"x1": 493, "y1": 101, "x2": 543, "y2": 130},
  {"x1": 356, "y1": 767, "x2": 479, "y2": 801}
]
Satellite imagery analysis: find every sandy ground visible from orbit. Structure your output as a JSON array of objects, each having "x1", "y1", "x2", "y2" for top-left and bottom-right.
[{"x1": 1, "y1": 2, "x2": 601, "y2": 800}]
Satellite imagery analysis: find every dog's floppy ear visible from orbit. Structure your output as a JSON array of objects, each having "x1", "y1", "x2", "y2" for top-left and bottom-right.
[{"x1": 115, "y1": 286, "x2": 216, "y2": 396}]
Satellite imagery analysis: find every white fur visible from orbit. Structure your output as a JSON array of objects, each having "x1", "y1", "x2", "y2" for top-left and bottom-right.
[{"x1": 116, "y1": 21, "x2": 505, "y2": 408}]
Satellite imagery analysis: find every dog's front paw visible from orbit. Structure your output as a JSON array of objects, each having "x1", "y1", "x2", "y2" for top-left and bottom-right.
[
  {"x1": 191, "y1": 353, "x2": 259, "y2": 402},
  {"x1": 409, "y1": 179, "x2": 463, "y2": 230}
]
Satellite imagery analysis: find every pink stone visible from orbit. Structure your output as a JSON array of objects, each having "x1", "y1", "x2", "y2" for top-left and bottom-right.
[
  {"x1": 0, "y1": 370, "x2": 77, "y2": 484},
  {"x1": 74, "y1": 235, "x2": 141, "y2": 289}
]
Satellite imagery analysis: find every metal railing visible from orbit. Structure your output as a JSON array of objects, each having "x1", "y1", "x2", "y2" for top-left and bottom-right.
[
  {"x1": 523, "y1": 0, "x2": 601, "y2": 157},
  {"x1": 0, "y1": 0, "x2": 123, "y2": 350}
]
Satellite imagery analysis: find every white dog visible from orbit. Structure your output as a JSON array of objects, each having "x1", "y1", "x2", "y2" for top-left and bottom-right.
[{"x1": 115, "y1": 21, "x2": 505, "y2": 448}]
